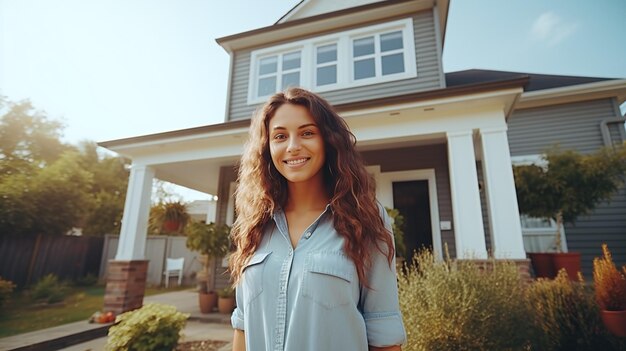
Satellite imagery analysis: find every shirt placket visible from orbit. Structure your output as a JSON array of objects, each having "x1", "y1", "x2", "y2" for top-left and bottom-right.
[{"x1": 272, "y1": 213, "x2": 293, "y2": 351}]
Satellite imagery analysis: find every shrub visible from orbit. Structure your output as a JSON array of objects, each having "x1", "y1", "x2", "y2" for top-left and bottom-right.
[
  {"x1": 105, "y1": 303, "x2": 189, "y2": 351},
  {"x1": 217, "y1": 287, "x2": 234, "y2": 298},
  {"x1": 74, "y1": 273, "x2": 99, "y2": 287},
  {"x1": 31, "y1": 274, "x2": 68, "y2": 304},
  {"x1": 0, "y1": 277, "x2": 16, "y2": 309},
  {"x1": 397, "y1": 249, "x2": 532, "y2": 351},
  {"x1": 593, "y1": 244, "x2": 626, "y2": 311},
  {"x1": 525, "y1": 270, "x2": 623, "y2": 350}
]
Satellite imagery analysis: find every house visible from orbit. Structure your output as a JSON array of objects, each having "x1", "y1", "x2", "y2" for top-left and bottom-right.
[{"x1": 98, "y1": 0, "x2": 626, "y2": 314}]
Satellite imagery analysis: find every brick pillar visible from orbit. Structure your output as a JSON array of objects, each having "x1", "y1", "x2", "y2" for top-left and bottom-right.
[{"x1": 103, "y1": 260, "x2": 149, "y2": 315}]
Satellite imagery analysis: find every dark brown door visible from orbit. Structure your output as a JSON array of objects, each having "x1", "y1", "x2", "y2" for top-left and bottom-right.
[{"x1": 392, "y1": 180, "x2": 433, "y2": 261}]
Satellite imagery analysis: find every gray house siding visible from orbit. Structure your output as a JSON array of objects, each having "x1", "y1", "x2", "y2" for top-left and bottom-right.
[
  {"x1": 507, "y1": 98, "x2": 626, "y2": 276},
  {"x1": 361, "y1": 144, "x2": 456, "y2": 257},
  {"x1": 227, "y1": 10, "x2": 443, "y2": 121}
]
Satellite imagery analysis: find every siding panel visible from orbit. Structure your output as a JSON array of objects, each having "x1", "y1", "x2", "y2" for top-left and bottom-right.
[
  {"x1": 508, "y1": 98, "x2": 626, "y2": 276},
  {"x1": 228, "y1": 10, "x2": 443, "y2": 121}
]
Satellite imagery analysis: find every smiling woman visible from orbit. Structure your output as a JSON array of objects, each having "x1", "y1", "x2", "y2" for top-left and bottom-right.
[{"x1": 228, "y1": 88, "x2": 406, "y2": 351}]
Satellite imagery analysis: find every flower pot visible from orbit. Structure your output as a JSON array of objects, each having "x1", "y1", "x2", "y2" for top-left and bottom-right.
[
  {"x1": 198, "y1": 291, "x2": 217, "y2": 314},
  {"x1": 218, "y1": 296, "x2": 236, "y2": 314},
  {"x1": 528, "y1": 253, "x2": 556, "y2": 279},
  {"x1": 163, "y1": 220, "x2": 181, "y2": 233},
  {"x1": 552, "y1": 252, "x2": 581, "y2": 281},
  {"x1": 601, "y1": 310, "x2": 626, "y2": 337}
]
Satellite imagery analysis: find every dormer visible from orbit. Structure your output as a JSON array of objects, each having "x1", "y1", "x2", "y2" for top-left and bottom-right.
[{"x1": 217, "y1": 0, "x2": 449, "y2": 121}]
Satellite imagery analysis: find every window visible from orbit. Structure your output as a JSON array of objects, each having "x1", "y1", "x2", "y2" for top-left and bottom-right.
[
  {"x1": 316, "y1": 44, "x2": 337, "y2": 87},
  {"x1": 248, "y1": 18, "x2": 417, "y2": 104},
  {"x1": 256, "y1": 51, "x2": 301, "y2": 98},
  {"x1": 352, "y1": 30, "x2": 406, "y2": 81}
]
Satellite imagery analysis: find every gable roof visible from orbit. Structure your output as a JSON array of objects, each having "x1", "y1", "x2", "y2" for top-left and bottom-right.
[
  {"x1": 446, "y1": 69, "x2": 614, "y2": 92},
  {"x1": 276, "y1": 0, "x2": 383, "y2": 24}
]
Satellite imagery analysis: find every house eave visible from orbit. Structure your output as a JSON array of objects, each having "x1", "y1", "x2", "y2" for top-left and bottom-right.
[
  {"x1": 516, "y1": 79, "x2": 626, "y2": 109},
  {"x1": 216, "y1": 0, "x2": 434, "y2": 53}
]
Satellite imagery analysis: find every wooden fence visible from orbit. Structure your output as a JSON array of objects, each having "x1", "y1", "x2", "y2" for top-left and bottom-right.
[{"x1": 0, "y1": 234, "x2": 104, "y2": 288}]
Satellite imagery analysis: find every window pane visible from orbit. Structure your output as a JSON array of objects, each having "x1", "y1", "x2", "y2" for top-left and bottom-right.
[
  {"x1": 317, "y1": 65, "x2": 337, "y2": 86},
  {"x1": 317, "y1": 44, "x2": 337, "y2": 64},
  {"x1": 259, "y1": 56, "x2": 277, "y2": 75},
  {"x1": 282, "y1": 72, "x2": 300, "y2": 90},
  {"x1": 353, "y1": 37, "x2": 374, "y2": 57},
  {"x1": 380, "y1": 31, "x2": 403, "y2": 52},
  {"x1": 258, "y1": 76, "x2": 276, "y2": 97},
  {"x1": 382, "y1": 53, "x2": 405, "y2": 75},
  {"x1": 354, "y1": 58, "x2": 375, "y2": 80},
  {"x1": 282, "y1": 51, "x2": 301, "y2": 70}
]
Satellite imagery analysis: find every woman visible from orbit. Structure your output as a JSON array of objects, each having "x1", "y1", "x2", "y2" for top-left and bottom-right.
[{"x1": 229, "y1": 88, "x2": 406, "y2": 351}]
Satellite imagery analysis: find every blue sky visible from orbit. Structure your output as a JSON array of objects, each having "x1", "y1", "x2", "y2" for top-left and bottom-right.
[{"x1": 1, "y1": 0, "x2": 625, "y2": 199}]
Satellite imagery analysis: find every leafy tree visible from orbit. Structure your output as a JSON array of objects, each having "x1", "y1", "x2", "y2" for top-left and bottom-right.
[
  {"x1": 0, "y1": 97, "x2": 71, "y2": 178},
  {"x1": 514, "y1": 145, "x2": 626, "y2": 251}
]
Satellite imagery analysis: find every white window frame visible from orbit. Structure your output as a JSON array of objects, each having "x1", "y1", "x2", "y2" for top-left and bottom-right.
[
  {"x1": 247, "y1": 18, "x2": 417, "y2": 105},
  {"x1": 511, "y1": 154, "x2": 568, "y2": 252}
]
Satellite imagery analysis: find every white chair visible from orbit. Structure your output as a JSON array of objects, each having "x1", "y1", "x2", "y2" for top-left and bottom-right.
[{"x1": 163, "y1": 257, "x2": 185, "y2": 288}]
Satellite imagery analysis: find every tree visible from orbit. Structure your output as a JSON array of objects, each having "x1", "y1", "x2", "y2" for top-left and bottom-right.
[
  {"x1": 513, "y1": 145, "x2": 626, "y2": 251},
  {"x1": 0, "y1": 97, "x2": 71, "y2": 178}
]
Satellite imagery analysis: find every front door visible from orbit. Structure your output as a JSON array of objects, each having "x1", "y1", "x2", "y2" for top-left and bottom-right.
[{"x1": 392, "y1": 180, "x2": 432, "y2": 261}]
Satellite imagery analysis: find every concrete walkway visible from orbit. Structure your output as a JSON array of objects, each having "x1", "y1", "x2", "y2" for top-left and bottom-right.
[{"x1": 0, "y1": 289, "x2": 234, "y2": 351}]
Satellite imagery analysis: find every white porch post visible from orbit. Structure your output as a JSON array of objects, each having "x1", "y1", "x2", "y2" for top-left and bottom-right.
[
  {"x1": 447, "y1": 131, "x2": 488, "y2": 259},
  {"x1": 116, "y1": 164, "x2": 154, "y2": 260},
  {"x1": 479, "y1": 127, "x2": 526, "y2": 259}
]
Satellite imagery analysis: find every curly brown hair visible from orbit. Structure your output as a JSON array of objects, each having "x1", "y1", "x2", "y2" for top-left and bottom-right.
[{"x1": 229, "y1": 88, "x2": 394, "y2": 286}]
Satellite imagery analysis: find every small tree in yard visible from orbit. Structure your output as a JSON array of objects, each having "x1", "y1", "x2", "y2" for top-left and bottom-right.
[
  {"x1": 513, "y1": 145, "x2": 626, "y2": 252},
  {"x1": 185, "y1": 222, "x2": 230, "y2": 293}
]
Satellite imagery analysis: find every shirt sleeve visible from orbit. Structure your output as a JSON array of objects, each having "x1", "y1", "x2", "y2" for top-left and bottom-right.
[
  {"x1": 231, "y1": 283, "x2": 245, "y2": 330},
  {"x1": 359, "y1": 204, "x2": 407, "y2": 347}
]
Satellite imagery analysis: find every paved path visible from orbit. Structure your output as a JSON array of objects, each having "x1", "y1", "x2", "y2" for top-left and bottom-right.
[{"x1": 0, "y1": 289, "x2": 234, "y2": 351}]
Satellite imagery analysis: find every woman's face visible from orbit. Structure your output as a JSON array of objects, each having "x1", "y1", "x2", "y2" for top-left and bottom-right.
[{"x1": 268, "y1": 103, "x2": 326, "y2": 186}]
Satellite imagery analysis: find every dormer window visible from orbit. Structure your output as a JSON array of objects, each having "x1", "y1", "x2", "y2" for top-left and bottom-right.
[{"x1": 248, "y1": 18, "x2": 416, "y2": 104}]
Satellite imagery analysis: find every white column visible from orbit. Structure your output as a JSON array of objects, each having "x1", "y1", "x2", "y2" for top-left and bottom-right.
[
  {"x1": 447, "y1": 131, "x2": 488, "y2": 259},
  {"x1": 480, "y1": 127, "x2": 526, "y2": 259},
  {"x1": 116, "y1": 164, "x2": 154, "y2": 260}
]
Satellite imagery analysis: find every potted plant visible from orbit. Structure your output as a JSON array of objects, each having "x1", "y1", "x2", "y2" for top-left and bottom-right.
[
  {"x1": 217, "y1": 287, "x2": 236, "y2": 314},
  {"x1": 593, "y1": 244, "x2": 626, "y2": 337},
  {"x1": 514, "y1": 146, "x2": 626, "y2": 280},
  {"x1": 149, "y1": 201, "x2": 190, "y2": 234},
  {"x1": 185, "y1": 221, "x2": 230, "y2": 313}
]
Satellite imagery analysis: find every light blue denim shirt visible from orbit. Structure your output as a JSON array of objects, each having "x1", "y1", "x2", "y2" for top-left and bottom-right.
[{"x1": 231, "y1": 204, "x2": 406, "y2": 351}]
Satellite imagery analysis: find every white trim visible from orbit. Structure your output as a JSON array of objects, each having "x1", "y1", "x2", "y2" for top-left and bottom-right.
[
  {"x1": 225, "y1": 181, "x2": 237, "y2": 226},
  {"x1": 247, "y1": 18, "x2": 417, "y2": 104},
  {"x1": 376, "y1": 169, "x2": 443, "y2": 261},
  {"x1": 517, "y1": 79, "x2": 626, "y2": 109}
]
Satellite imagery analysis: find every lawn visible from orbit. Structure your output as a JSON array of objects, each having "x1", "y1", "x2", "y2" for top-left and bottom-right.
[{"x1": 0, "y1": 284, "x2": 191, "y2": 338}]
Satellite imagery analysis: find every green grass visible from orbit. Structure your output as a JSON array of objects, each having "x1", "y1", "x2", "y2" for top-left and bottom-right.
[{"x1": 0, "y1": 284, "x2": 192, "y2": 338}]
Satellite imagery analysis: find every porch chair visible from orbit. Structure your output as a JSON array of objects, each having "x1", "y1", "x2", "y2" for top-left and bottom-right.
[{"x1": 163, "y1": 257, "x2": 185, "y2": 288}]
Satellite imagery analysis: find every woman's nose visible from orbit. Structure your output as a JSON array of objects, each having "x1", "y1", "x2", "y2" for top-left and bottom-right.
[{"x1": 287, "y1": 137, "x2": 301, "y2": 153}]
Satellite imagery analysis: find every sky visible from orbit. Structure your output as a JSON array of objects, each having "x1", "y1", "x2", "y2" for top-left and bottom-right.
[{"x1": 1, "y1": 0, "x2": 625, "y2": 200}]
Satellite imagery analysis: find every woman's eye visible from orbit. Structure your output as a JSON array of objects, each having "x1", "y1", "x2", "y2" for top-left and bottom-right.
[
  {"x1": 302, "y1": 130, "x2": 314, "y2": 137},
  {"x1": 273, "y1": 134, "x2": 286, "y2": 140}
]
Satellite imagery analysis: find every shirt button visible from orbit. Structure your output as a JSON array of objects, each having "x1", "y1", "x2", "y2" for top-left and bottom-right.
[
  {"x1": 288, "y1": 251, "x2": 292, "y2": 256},
  {"x1": 304, "y1": 231, "x2": 312, "y2": 239}
]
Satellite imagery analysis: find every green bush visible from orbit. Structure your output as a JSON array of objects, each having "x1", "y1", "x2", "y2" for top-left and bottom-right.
[
  {"x1": 398, "y1": 249, "x2": 532, "y2": 351},
  {"x1": 105, "y1": 303, "x2": 189, "y2": 351},
  {"x1": 74, "y1": 273, "x2": 99, "y2": 287},
  {"x1": 0, "y1": 277, "x2": 16, "y2": 309},
  {"x1": 526, "y1": 270, "x2": 625, "y2": 351},
  {"x1": 31, "y1": 274, "x2": 68, "y2": 304}
]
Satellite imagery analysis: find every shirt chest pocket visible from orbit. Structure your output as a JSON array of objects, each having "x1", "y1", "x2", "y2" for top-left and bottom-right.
[
  {"x1": 301, "y1": 252, "x2": 355, "y2": 310},
  {"x1": 242, "y1": 251, "x2": 272, "y2": 307}
]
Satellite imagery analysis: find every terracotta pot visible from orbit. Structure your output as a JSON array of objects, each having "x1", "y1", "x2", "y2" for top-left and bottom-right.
[
  {"x1": 552, "y1": 252, "x2": 581, "y2": 281},
  {"x1": 218, "y1": 297, "x2": 236, "y2": 314},
  {"x1": 198, "y1": 291, "x2": 217, "y2": 314},
  {"x1": 163, "y1": 220, "x2": 181, "y2": 233},
  {"x1": 528, "y1": 253, "x2": 556, "y2": 279},
  {"x1": 601, "y1": 310, "x2": 626, "y2": 337}
]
